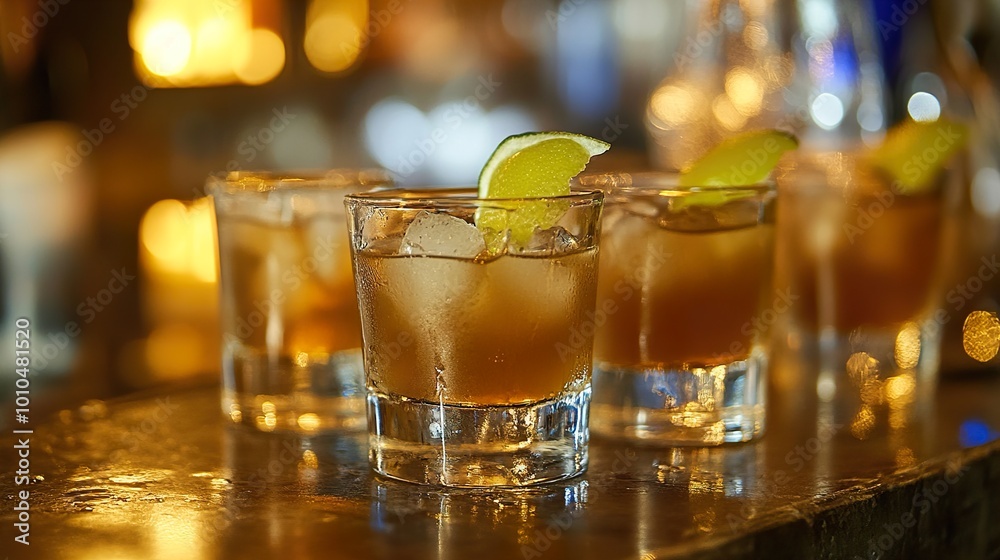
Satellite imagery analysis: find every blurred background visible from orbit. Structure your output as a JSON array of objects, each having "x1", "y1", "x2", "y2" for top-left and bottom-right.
[{"x1": 1, "y1": 0, "x2": 999, "y2": 414}]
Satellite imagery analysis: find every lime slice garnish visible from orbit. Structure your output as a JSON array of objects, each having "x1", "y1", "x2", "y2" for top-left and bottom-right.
[
  {"x1": 865, "y1": 119, "x2": 968, "y2": 194},
  {"x1": 675, "y1": 129, "x2": 797, "y2": 209},
  {"x1": 476, "y1": 132, "x2": 609, "y2": 246}
]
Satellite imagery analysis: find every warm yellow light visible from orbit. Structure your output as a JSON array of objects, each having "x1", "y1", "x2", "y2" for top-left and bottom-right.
[
  {"x1": 294, "y1": 352, "x2": 310, "y2": 368},
  {"x1": 895, "y1": 447, "x2": 915, "y2": 467},
  {"x1": 302, "y1": 449, "x2": 319, "y2": 468},
  {"x1": 305, "y1": 14, "x2": 364, "y2": 72},
  {"x1": 712, "y1": 94, "x2": 747, "y2": 131},
  {"x1": 963, "y1": 310, "x2": 1000, "y2": 362},
  {"x1": 235, "y1": 29, "x2": 285, "y2": 85},
  {"x1": 191, "y1": 17, "x2": 242, "y2": 78},
  {"x1": 885, "y1": 373, "x2": 915, "y2": 404},
  {"x1": 743, "y1": 21, "x2": 769, "y2": 50},
  {"x1": 188, "y1": 200, "x2": 218, "y2": 283},
  {"x1": 297, "y1": 414, "x2": 321, "y2": 432},
  {"x1": 141, "y1": 20, "x2": 192, "y2": 76},
  {"x1": 894, "y1": 322, "x2": 922, "y2": 369},
  {"x1": 850, "y1": 405, "x2": 876, "y2": 439},
  {"x1": 145, "y1": 324, "x2": 204, "y2": 379},
  {"x1": 130, "y1": 0, "x2": 284, "y2": 87},
  {"x1": 305, "y1": 0, "x2": 368, "y2": 73},
  {"x1": 649, "y1": 84, "x2": 698, "y2": 127},
  {"x1": 140, "y1": 198, "x2": 218, "y2": 283},
  {"x1": 141, "y1": 200, "x2": 190, "y2": 273},
  {"x1": 257, "y1": 413, "x2": 277, "y2": 431},
  {"x1": 725, "y1": 67, "x2": 764, "y2": 117},
  {"x1": 846, "y1": 351, "x2": 879, "y2": 385}
]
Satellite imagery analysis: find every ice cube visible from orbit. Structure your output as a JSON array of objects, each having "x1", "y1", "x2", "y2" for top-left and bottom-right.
[
  {"x1": 362, "y1": 207, "x2": 417, "y2": 245},
  {"x1": 492, "y1": 244, "x2": 582, "y2": 327},
  {"x1": 603, "y1": 212, "x2": 659, "y2": 271},
  {"x1": 386, "y1": 255, "x2": 483, "y2": 392},
  {"x1": 401, "y1": 211, "x2": 486, "y2": 258},
  {"x1": 510, "y1": 226, "x2": 580, "y2": 256}
]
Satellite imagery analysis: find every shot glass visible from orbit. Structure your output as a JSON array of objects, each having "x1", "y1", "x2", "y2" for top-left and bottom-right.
[
  {"x1": 775, "y1": 152, "x2": 957, "y2": 438},
  {"x1": 208, "y1": 170, "x2": 392, "y2": 433},
  {"x1": 345, "y1": 188, "x2": 603, "y2": 486},
  {"x1": 584, "y1": 173, "x2": 777, "y2": 445}
]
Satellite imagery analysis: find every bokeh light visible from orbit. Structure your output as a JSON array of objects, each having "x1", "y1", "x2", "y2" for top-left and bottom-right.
[
  {"x1": 130, "y1": 0, "x2": 284, "y2": 87},
  {"x1": 962, "y1": 311, "x2": 1000, "y2": 363}
]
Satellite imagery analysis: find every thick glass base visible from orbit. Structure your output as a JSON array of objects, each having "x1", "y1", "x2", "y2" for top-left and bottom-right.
[
  {"x1": 222, "y1": 348, "x2": 366, "y2": 432},
  {"x1": 815, "y1": 318, "x2": 940, "y2": 439},
  {"x1": 590, "y1": 350, "x2": 766, "y2": 446},
  {"x1": 367, "y1": 387, "x2": 590, "y2": 487}
]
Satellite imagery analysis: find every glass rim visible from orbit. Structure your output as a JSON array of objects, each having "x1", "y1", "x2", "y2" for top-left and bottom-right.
[
  {"x1": 577, "y1": 172, "x2": 775, "y2": 197},
  {"x1": 206, "y1": 168, "x2": 394, "y2": 194},
  {"x1": 344, "y1": 186, "x2": 604, "y2": 207}
]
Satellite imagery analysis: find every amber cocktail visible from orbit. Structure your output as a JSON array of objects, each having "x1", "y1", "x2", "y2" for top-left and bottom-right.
[
  {"x1": 346, "y1": 188, "x2": 602, "y2": 486},
  {"x1": 587, "y1": 174, "x2": 776, "y2": 445},
  {"x1": 209, "y1": 170, "x2": 391, "y2": 433},
  {"x1": 775, "y1": 154, "x2": 954, "y2": 437}
]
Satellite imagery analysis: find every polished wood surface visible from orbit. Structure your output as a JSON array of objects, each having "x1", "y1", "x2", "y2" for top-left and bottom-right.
[{"x1": 3, "y1": 359, "x2": 999, "y2": 559}]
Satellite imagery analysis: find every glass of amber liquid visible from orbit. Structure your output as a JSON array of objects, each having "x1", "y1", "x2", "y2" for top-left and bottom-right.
[
  {"x1": 345, "y1": 188, "x2": 602, "y2": 486},
  {"x1": 208, "y1": 170, "x2": 391, "y2": 433},
  {"x1": 585, "y1": 173, "x2": 776, "y2": 445},
  {"x1": 775, "y1": 153, "x2": 956, "y2": 438}
]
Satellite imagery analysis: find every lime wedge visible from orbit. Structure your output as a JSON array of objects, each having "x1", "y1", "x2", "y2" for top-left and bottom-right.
[
  {"x1": 865, "y1": 119, "x2": 968, "y2": 194},
  {"x1": 680, "y1": 129, "x2": 798, "y2": 187},
  {"x1": 476, "y1": 132, "x2": 609, "y2": 246},
  {"x1": 675, "y1": 129, "x2": 797, "y2": 209}
]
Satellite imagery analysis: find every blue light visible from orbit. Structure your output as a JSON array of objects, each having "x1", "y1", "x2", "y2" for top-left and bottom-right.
[
  {"x1": 555, "y1": 0, "x2": 620, "y2": 121},
  {"x1": 959, "y1": 419, "x2": 998, "y2": 448}
]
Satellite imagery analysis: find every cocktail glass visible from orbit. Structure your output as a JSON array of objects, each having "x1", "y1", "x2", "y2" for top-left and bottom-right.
[
  {"x1": 208, "y1": 170, "x2": 392, "y2": 433},
  {"x1": 345, "y1": 188, "x2": 603, "y2": 486},
  {"x1": 585, "y1": 173, "x2": 776, "y2": 445},
  {"x1": 775, "y1": 153, "x2": 957, "y2": 438}
]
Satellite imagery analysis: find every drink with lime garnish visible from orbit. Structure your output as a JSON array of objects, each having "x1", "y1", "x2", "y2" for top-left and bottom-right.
[
  {"x1": 586, "y1": 131, "x2": 794, "y2": 446},
  {"x1": 346, "y1": 133, "x2": 608, "y2": 486},
  {"x1": 774, "y1": 121, "x2": 966, "y2": 437}
]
